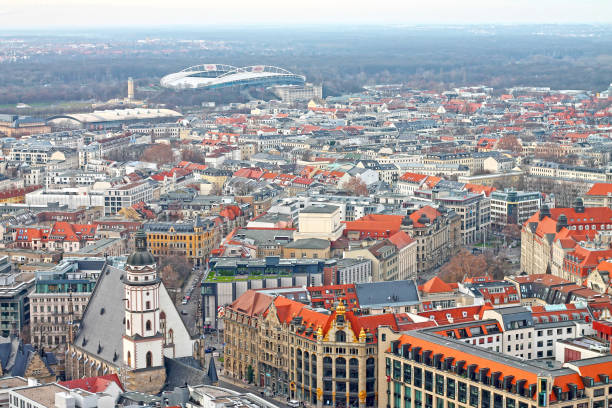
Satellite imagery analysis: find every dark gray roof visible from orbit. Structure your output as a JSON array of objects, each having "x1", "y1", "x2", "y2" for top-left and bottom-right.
[
  {"x1": 73, "y1": 264, "x2": 125, "y2": 365},
  {"x1": 494, "y1": 306, "x2": 535, "y2": 330},
  {"x1": 234, "y1": 228, "x2": 293, "y2": 246},
  {"x1": 568, "y1": 355, "x2": 612, "y2": 366},
  {"x1": 164, "y1": 357, "x2": 211, "y2": 390},
  {"x1": 284, "y1": 238, "x2": 330, "y2": 250},
  {"x1": 0, "y1": 342, "x2": 11, "y2": 368},
  {"x1": 126, "y1": 230, "x2": 155, "y2": 267},
  {"x1": 300, "y1": 204, "x2": 339, "y2": 214},
  {"x1": 355, "y1": 280, "x2": 420, "y2": 308},
  {"x1": 207, "y1": 356, "x2": 218, "y2": 383}
]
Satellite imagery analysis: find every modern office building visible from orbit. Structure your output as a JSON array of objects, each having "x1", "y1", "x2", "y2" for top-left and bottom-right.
[{"x1": 490, "y1": 190, "x2": 542, "y2": 231}]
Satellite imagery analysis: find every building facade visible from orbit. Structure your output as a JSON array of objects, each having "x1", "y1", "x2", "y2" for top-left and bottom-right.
[
  {"x1": 223, "y1": 293, "x2": 379, "y2": 407},
  {"x1": 490, "y1": 190, "x2": 542, "y2": 231}
]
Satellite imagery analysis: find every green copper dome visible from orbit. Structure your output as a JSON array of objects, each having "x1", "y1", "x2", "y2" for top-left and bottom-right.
[{"x1": 126, "y1": 230, "x2": 155, "y2": 267}]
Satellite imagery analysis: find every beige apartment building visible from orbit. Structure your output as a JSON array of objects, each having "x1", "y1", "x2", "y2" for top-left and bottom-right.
[
  {"x1": 294, "y1": 204, "x2": 345, "y2": 241},
  {"x1": 400, "y1": 206, "x2": 461, "y2": 274}
]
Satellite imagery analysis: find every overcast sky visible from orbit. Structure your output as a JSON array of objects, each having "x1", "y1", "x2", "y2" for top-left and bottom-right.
[{"x1": 0, "y1": 0, "x2": 611, "y2": 29}]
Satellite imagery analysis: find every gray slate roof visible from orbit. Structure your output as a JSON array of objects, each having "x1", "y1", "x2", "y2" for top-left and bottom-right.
[
  {"x1": 284, "y1": 238, "x2": 330, "y2": 250},
  {"x1": 355, "y1": 280, "x2": 420, "y2": 308},
  {"x1": 73, "y1": 264, "x2": 125, "y2": 365}
]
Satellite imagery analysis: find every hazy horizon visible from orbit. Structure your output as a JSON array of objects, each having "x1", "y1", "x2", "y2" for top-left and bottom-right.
[{"x1": 1, "y1": 0, "x2": 611, "y2": 30}]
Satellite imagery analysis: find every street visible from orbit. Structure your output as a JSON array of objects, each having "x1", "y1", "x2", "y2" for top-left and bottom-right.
[
  {"x1": 219, "y1": 378, "x2": 293, "y2": 408},
  {"x1": 176, "y1": 266, "x2": 205, "y2": 336}
]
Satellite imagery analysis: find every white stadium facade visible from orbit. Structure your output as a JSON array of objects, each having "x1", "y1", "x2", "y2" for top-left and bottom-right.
[{"x1": 160, "y1": 64, "x2": 306, "y2": 90}]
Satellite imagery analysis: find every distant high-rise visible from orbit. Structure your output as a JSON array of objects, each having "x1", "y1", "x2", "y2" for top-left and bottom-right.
[{"x1": 127, "y1": 77, "x2": 135, "y2": 100}]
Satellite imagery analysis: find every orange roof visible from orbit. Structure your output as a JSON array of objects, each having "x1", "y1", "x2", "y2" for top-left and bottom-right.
[
  {"x1": 229, "y1": 290, "x2": 274, "y2": 317},
  {"x1": 395, "y1": 333, "x2": 537, "y2": 386},
  {"x1": 388, "y1": 230, "x2": 415, "y2": 249},
  {"x1": 419, "y1": 276, "x2": 454, "y2": 293},
  {"x1": 59, "y1": 374, "x2": 124, "y2": 393},
  {"x1": 423, "y1": 176, "x2": 442, "y2": 189},
  {"x1": 343, "y1": 214, "x2": 404, "y2": 236},
  {"x1": 399, "y1": 172, "x2": 427, "y2": 183},
  {"x1": 586, "y1": 183, "x2": 612, "y2": 196},
  {"x1": 408, "y1": 205, "x2": 441, "y2": 228},
  {"x1": 465, "y1": 183, "x2": 496, "y2": 197}
]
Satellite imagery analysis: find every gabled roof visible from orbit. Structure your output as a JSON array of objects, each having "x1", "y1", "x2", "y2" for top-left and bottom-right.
[
  {"x1": 419, "y1": 276, "x2": 454, "y2": 293},
  {"x1": 59, "y1": 374, "x2": 124, "y2": 393},
  {"x1": 586, "y1": 183, "x2": 612, "y2": 196},
  {"x1": 229, "y1": 290, "x2": 274, "y2": 317},
  {"x1": 399, "y1": 172, "x2": 427, "y2": 183},
  {"x1": 388, "y1": 230, "x2": 415, "y2": 250}
]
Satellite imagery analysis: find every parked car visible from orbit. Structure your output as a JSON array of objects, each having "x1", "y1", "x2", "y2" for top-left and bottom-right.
[{"x1": 181, "y1": 299, "x2": 188, "y2": 305}]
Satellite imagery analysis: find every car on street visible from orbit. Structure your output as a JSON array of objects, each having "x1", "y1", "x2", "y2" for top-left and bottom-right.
[{"x1": 181, "y1": 299, "x2": 188, "y2": 305}]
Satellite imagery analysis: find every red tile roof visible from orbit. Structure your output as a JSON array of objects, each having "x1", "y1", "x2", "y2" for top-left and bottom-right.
[
  {"x1": 419, "y1": 276, "x2": 454, "y2": 293},
  {"x1": 586, "y1": 183, "x2": 612, "y2": 196},
  {"x1": 59, "y1": 374, "x2": 124, "y2": 393},
  {"x1": 388, "y1": 230, "x2": 415, "y2": 250},
  {"x1": 399, "y1": 172, "x2": 427, "y2": 183}
]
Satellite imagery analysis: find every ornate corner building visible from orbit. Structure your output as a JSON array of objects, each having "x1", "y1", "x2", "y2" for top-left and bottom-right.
[{"x1": 222, "y1": 290, "x2": 382, "y2": 407}]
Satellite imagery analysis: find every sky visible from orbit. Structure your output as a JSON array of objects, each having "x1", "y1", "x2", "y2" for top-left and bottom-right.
[{"x1": 0, "y1": 0, "x2": 611, "y2": 29}]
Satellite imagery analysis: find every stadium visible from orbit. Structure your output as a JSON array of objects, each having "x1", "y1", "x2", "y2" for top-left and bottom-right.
[{"x1": 160, "y1": 64, "x2": 306, "y2": 90}]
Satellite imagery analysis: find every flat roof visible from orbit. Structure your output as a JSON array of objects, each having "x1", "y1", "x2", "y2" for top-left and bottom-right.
[
  {"x1": 12, "y1": 384, "x2": 69, "y2": 407},
  {"x1": 300, "y1": 204, "x2": 339, "y2": 214}
]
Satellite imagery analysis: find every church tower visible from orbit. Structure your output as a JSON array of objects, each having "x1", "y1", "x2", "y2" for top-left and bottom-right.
[{"x1": 122, "y1": 230, "x2": 166, "y2": 392}]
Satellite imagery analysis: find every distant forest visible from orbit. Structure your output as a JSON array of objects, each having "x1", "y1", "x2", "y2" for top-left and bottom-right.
[{"x1": 1, "y1": 25, "x2": 611, "y2": 109}]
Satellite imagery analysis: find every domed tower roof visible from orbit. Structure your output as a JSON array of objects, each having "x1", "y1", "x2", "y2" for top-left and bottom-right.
[{"x1": 126, "y1": 230, "x2": 155, "y2": 267}]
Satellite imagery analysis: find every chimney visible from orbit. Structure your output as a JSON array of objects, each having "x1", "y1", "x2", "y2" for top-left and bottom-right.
[{"x1": 127, "y1": 77, "x2": 135, "y2": 100}]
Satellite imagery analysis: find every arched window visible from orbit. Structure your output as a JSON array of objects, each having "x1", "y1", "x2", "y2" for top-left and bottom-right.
[
  {"x1": 160, "y1": 311, "x2": 167, "y2": 343},
  {"x1": 146, "y1": 351, "x2": 153, "y2": 368},
  {"x1": 146, "y1": 320, "x2": 152, "y2": 331},
  {"x1": 168, "y1": 328, "x2": 174, "y2": 344},
  {"x1": 127, "y1": 320, "x2": 130, "y2": 330},
  {"x1": 335, "y1": 330, "x2": 346, "y2": 342},
  {"x1": 336, "y1": 357, "x2": 346, "y2": 378},
  {"x1": 127, "y1": 351, "x2": 131, "y2": 367}
]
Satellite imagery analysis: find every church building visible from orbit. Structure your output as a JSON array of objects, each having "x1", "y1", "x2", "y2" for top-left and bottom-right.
[{"x1": 65, "y1": 231, "x2": 206, "y2": 394}]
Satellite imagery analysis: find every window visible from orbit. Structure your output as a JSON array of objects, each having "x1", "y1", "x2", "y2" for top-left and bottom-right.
[
  {"x1": 482, "y1": 389, "x2": 491, "y2": 408},
  {"x1": 415, "y1": 390, "x2": 423, "y2": 408},
  {"x1": 458, "y1": 382, "x2": 467, "y2": 404},
  {"x1": 469, "y1": 386, "x2": 479, "y2": 407},
  {"x1": 447, "y1": 378, "x2": 456, "y2": 399},
  {"x1": 404, "y1": 363, "x2": 412, "y2": 384},
  {"x1": 405, "y1": 386, "x2": 412, "y2": 408},
  {"x1": 336, "y1": 330, "x2": 346, "y2": 342},
  {"x1": 425, "y1": 371, "x2": 433, "y2": 392},
  {"x1": 146, "y1": 320, "x2": 152, "y2": 331},
  {"x1": 146, "y1": 351, "x2": 153, "y2": 368},
  {"x1": 127, "y1": 351, "x2": 131, "y2": 366},
  {"x1": 414, "y1": 367, "x2": 423, "y2": 388},
  {"x1": 436, "y1": 374, "x2": 445, "y2": 395}
]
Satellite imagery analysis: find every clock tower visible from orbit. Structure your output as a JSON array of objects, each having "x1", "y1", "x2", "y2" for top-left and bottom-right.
[{"x1": 122, "y1": 230, "x2": 166, "y2": 392}]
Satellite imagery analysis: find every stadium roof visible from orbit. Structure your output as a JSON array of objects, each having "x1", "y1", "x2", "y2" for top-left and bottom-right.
[
  {"x1": 47, "y1": 108, "x2": 182, "y2": 125},
  {"x1": 160, "y1": 64, "x2": 306, "y2": 90}
]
